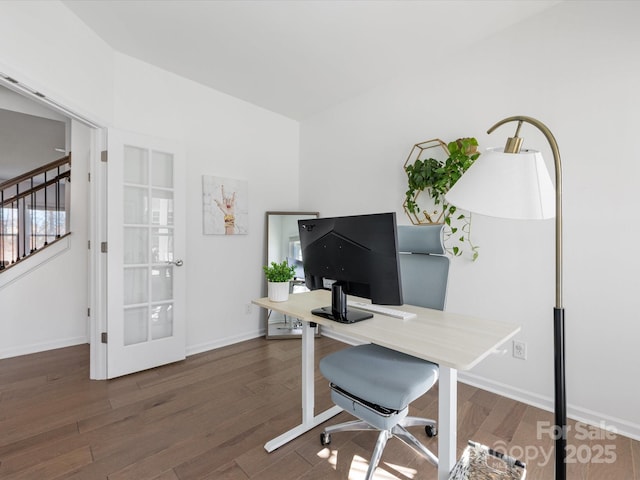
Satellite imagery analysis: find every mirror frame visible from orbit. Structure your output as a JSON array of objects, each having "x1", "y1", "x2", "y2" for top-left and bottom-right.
[{"x1": 264, "y1": 211, "x2": 319, "y2": 339}]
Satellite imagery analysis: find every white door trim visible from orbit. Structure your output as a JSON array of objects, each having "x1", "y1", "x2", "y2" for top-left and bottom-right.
[{"x1": 88, "y1": 127, "x2": 108, "y2": 379}]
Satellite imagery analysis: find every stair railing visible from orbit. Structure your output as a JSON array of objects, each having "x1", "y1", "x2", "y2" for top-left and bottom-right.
[{"x1": 0, "y1": 154, "x2": 71, "y2": 271}]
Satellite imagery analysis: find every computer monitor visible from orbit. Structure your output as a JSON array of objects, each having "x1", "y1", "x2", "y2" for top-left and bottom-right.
[{"x1": 297, "y1": 212, "x2": 403, "y2": 323}]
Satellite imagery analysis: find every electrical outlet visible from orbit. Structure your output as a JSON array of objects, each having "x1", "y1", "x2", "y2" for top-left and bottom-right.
[
  {"x1": 245, "y1": 303, "x2": 253, "y2": 315},
  {"x1": 513, "y1": 340, "x2": 527, "y2": 360}
]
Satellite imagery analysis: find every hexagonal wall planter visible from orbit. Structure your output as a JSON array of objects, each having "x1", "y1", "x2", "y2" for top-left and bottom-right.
[
  {"x1": 402, "y1": 138, "x2": 450, "y2": 225},
  {"x1": 402, "y1": 137, "x2": 480, "y2": 259}
]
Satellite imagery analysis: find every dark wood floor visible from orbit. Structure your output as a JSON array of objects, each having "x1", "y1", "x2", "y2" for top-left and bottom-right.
[{"x1": 0, "y1": 337, "x2": 638, "y2": 479}]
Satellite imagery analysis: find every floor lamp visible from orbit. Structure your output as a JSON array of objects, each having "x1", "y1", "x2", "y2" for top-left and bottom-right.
[{"x1": 445, "y1": 116, "x2": 566, "y2": 480}]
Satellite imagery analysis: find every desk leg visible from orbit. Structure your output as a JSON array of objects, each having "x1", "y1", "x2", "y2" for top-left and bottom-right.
[
  {"x1": 438, "y1": 367, "x2": 457, "y2": 480},
  {"x1": 301, "y1": 318, "x2": 314, "y2": 424},
  {"x1": 264, "y1": 322, "x2": 342, "y2": 453}
]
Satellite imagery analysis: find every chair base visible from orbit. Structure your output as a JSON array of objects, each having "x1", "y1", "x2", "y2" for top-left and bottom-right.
[{"x1": 321, "y1": 417, "x2": 438, "y2": 480}]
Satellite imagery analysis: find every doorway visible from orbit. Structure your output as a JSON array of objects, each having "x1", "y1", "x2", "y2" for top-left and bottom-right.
[
  {"x1": 0, "y1": 76, "x2": 106, "y2": 378},
  {"x1": 0, "y1": 74, "x2": 187, "y2": 380}
]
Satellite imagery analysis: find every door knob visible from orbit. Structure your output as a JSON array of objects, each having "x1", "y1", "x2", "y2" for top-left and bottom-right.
[{"x1": 167, "y1": 259, "x2": 184, "y2": 267}]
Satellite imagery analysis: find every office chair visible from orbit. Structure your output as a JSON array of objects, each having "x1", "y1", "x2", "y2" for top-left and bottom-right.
[{"x1": 319, "y1": 224, "x2": 449, "y2": 479}]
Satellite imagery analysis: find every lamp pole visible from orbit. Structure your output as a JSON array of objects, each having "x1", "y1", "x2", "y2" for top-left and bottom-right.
[{"x1": 487, "y1": 116, "x2": 566, "y2": 480}]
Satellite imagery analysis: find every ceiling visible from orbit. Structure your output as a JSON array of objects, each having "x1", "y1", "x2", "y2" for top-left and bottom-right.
[{"x1": 62, "y1": 0, "x2": 560, "y2": 121}]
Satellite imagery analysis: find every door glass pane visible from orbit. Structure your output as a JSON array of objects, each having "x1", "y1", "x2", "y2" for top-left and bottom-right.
[
  {"x1": 151, "y1": 304, "x2": 173, "y2": 340},
  {"x1": 152, "y1": 266, "x2": 173, "y2": 302},
  {"x1": 124, "y1": 267, "x2": 148, "y2": 305},
  {"x1": 152, "y1": 228, "x2": 173, "y2": 263},
  {"x1": 124, "y1": 186, "x2": 149, "y2": 225},
  {"x1": 151, "y1": 189, "x2": 173, "y2": 226},
  {"x1": 124, "y1": 227, "x2": 148, "y2": 264},
  {"x1": 152, "y1": 151, "x2": 173, "y2": 188},
  {"x1": 124, "y1": 307, "x2": 148, "y2": 345},
  {"x1": 124, "y1": 146, "x2": 148, "y2": 184},
  {"x1": 117, "y1": 141, "x2": 179, "y2": 359}
]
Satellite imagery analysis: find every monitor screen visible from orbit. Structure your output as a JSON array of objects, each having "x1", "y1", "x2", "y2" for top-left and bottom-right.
[{"x1": 298, "y1": 212, "x2": 403, "y2": 323}]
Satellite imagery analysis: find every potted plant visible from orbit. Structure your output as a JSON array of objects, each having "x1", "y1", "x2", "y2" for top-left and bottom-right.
[
  {"x1": 403, "y1": 137, "x2": 480, "y2": 260},
  {"x1": 263, "y1": 260, "x2": 297, "y2": 302}
]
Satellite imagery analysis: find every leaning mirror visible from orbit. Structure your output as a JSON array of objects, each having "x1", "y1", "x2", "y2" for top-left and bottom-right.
[{"x1": 264, "y1": 211, "x2": 319, "y2": 339}]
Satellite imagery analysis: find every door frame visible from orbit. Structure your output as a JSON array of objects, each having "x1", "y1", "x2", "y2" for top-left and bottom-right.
[
  {"x1": 89, "y1": 127, "x2": 108, "y2": 379},
  {"x1": 0, "y1": 70, "x2": 109, "y2": 379}
]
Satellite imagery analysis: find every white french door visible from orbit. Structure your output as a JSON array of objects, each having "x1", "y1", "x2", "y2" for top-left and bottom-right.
[{"x1": 106, "y1": 130, "x2": 186, "y2": 378}]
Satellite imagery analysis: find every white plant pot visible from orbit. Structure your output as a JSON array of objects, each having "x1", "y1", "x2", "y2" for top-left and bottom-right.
[{"x1": 268, "y1": 281, "x2": 290, "y2": 302}]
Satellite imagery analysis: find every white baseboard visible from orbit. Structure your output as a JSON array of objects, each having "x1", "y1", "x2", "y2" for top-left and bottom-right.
[
  {"x1": 186, "y1": 329, "x2": 265, "y2": 357},
  {"x1": 459, "y1": 371, "x2": 640, "y2": 442},
  {"x1": 186, "y1": 325, "x2": 361, "y2": 358},
  {"x1": 0, "y1": 335, "x2": 88, "y2": 360}
]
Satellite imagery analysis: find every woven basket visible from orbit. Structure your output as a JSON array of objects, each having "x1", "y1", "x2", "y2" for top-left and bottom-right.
[{"x1": 449, "y1": 441, "x2": 526, "y2": 480}]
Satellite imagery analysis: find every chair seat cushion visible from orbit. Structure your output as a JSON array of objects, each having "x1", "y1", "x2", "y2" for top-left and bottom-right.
[{"x1": 319, "y1": 343, "x2": 439, "y2": 411}]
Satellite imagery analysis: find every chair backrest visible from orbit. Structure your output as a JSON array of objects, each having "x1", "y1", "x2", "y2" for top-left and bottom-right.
[{"x1": 397, "y1": 225, "x2": 450, "y2": 311}]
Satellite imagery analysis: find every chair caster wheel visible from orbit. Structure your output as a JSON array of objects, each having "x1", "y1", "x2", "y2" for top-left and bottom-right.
[
  {"x1": 320, "y1": 432, "x2": 331, "y2": 446},
  {"x1": 425, "y1": 425, "x2": 438, "y2": 438}
]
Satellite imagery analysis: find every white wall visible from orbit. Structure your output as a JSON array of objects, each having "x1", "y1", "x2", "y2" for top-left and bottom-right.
[
  {"x1": 0, "y1": 1, "x2": 114, "y2": 124},
  {"x1": 299, "y1": 1, "x2": 640, "y2": 438},
  {"x1": 0, "y1": 2, "x2": 300, "y2": 359}
]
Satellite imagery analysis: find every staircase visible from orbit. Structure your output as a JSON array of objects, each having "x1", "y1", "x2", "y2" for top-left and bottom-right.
[{"x1": 0, "y1": 155, "x2": 71, "y2": 271}]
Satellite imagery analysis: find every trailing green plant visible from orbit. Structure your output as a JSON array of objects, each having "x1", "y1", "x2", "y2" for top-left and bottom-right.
[
  {"x1": 263, "y1": 260, "x2": 296, "y2": 282},
  {"x1": 404, "y1": 137, "x2": 480, "y2": 260}
]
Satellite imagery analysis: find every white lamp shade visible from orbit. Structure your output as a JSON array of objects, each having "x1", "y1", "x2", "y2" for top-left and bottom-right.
[{"x1": 445, "y1": 147, "x2": 555, "y2": 220}]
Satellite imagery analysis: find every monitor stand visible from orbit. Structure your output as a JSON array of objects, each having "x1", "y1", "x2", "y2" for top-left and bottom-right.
[{"x1": 311, "y1": 283, "x2": 373, "y2": 324}]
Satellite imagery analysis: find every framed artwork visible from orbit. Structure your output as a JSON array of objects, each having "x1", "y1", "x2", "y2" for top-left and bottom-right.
[{"x1": 202, "y1": 175, "x2": 248, "y2": 235}]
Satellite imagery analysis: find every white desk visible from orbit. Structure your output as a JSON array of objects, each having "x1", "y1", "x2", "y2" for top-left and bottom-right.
[{"x1": 253, "y1": 290, "x2": 520, "y2": 480}]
